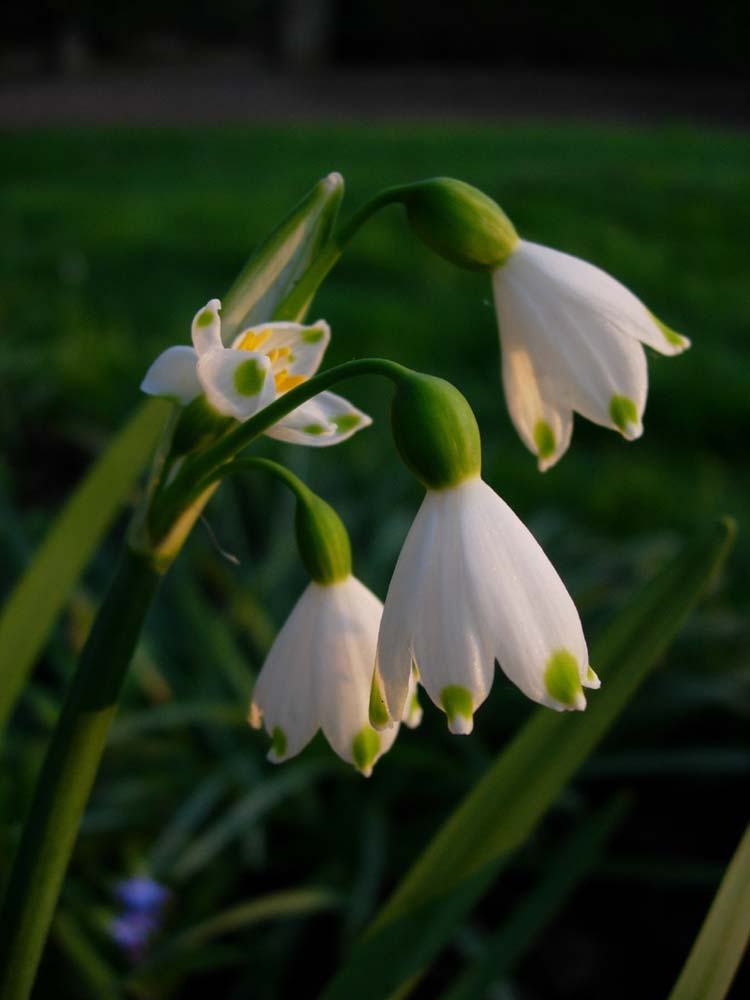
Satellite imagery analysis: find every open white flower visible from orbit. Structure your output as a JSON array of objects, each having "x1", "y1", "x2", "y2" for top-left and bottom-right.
[
  {"x1": 492, "y1": 240, "x2": 690, "y2": 470},
  {"x1": 372, "y1": 475, "x2": 599, "y2": 735},
  {"x1": 249, "y1": 575, "x2": 419, "y2": 775},
  {"x1": 141, "y1": 298, "x2": 371, "y2": 446}
]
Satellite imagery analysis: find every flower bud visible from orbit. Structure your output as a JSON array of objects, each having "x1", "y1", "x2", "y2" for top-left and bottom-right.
[
  {"x1": 295, "y1": 490, "x2": 352, "y2": 584},
  {"x1": 391, "y1": 373, "x2": 481, "y2": 490},
  {"x1": 400, "y1": 178, "x2": 519, "y2": 271}
]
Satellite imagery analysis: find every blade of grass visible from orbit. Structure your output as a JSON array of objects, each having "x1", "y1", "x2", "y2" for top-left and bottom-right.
[
  {"x1": 321, "y1": 517, "x2": 735, "y2": 1000},
  {"x1": 0, "y1": 399, "x2": 167, "y2": 729},
  {"x1": 129, "y1": 887, "x2": 341, "y2": 987},
  {"x1": 172, "y1": 761, "x2": 331, "y2": 882},
  {"x1": 667, "y1": 823, "x2": 750, "y2": 1000},
  {"x1": 51, "y1": 911, "x2": 120, "y2": 1000},
  {"x1": 440, "y1": 796, "x2": 628, "y2": 1000}
]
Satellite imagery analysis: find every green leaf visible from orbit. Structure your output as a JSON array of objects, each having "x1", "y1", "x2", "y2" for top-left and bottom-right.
[
  {"x1": 221, "y1": 172, "x2": 344, "y2": 336},
  {"x1": 51, "y1": 911, "x2": 119, "y2": 1000},
  {"x1": 440, "y1": 796, "x2": 628, "y2": 1000},
  {"x1": 322, "y1": 518, "x2": 735, "y2": 1000},
  {"x1": 667, "y1": 823, "x2": 750, "y2": 1000},
  {"x1": 0, "y1": 399, "x2": 168, "y2": 729}
]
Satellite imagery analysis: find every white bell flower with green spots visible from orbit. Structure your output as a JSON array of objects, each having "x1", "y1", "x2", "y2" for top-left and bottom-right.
[
  {"x1": 371, "y1": 475, "x2": 599, "y2": 735},
  {"x1": 492, "y1": 241, "x2": 690, "y2": 470},
  {"x1": 141, "y1": 298, "x2": 371, "y2": 446},
  {"x1": 249, "y1": 575, "x2": 420, "y2": 776}
]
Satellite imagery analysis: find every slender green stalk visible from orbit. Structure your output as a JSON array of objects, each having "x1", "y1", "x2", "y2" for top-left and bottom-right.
[
  {"x1": 0, "y1": 547, "x2": 164, "y2": 1000},
  {"x1": 149, "y1": 358, "x2": 409, "y2": 542},
  {"x1": 272, "y1": 187, "x2": 407, "y2": 322}
]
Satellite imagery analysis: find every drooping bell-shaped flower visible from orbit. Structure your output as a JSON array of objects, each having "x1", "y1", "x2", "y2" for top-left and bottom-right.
[
  {"x1": 371, "y1": 372, "x2": 598, "y2": 734},
  {"x1": 491, "y1": 240, "x2": 689, "y2": 470},
  {"x1": 250, "y1": 575, "x2": 408, "y2": 775},
  {"x1": 141, "y1": 298, "x2": 371, "y2": 446},
  {"x1": 398, "y1": 177, "x2": 689, "y2": 470},
  {"x1": 248, "y1": 475, "x2": 419, "y2": 775}
]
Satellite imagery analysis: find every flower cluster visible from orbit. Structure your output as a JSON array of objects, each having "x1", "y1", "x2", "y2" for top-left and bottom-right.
[{"x1": 139, "y1": 174, "x2": 690, "y2": 776}]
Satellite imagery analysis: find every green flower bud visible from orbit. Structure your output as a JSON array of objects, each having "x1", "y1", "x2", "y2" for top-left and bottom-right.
[
  {"x1": 400, "y1": 178, "x2": 519, "y2": 272},
  {"x1": 391, "y1": 373, "x2": 482, "y2": 490},
  {"x1": 295, "y1": 491, "x2": 352, "y2": 584}
]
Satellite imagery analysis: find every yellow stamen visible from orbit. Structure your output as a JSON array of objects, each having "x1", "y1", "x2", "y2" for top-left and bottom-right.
[
  {"x1": 267, "y1": 346, "x2": 290, "y2": 364},
  {"x1": 275, "y1": 371, "x2": 306, "y2": 393},
  {"x1": 238, "y1": 328, "x2": 272, "y2": 351}
]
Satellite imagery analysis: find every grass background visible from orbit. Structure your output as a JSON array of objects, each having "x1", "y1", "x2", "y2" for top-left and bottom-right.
[{"x1": 1, "y1": 125, "x2": 748, "y2": 998}]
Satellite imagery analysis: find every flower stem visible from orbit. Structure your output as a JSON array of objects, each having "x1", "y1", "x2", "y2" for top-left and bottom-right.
[
  {"x1": 272, "y1": 186, "x2": 407, "y2": 322},
  {"x1": 0, "y1": 547, "x2": 164, "y2": 1000},
  {"x1": 149, "y1": 357, "x2": 409, "y2": 543}
]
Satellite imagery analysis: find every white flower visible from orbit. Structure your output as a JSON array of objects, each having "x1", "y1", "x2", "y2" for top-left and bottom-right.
[
  {"x1": 249, "y1": 575, "x2": 419, "y2": 775},
  {"x1": 141, "y1": 298, "x2": 371, "y2": 446},
  {"x1": 492, "y1": 240, "x2": 690, "y2": 470},
  {"x1": 372, "y1": 476, "x2": 599, "y2": 735}
]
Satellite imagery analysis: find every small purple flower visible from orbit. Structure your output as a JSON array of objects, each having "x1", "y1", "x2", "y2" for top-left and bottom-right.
[
  {"x1": 109, "y1": 912, "x2": 158, "y2": 963},
  {"x1": 114, "y1": 876, "x2": 169, "y2": 914}
]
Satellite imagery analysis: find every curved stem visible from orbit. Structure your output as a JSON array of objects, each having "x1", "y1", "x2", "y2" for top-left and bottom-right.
[
  {"x1": 150, "y1": 357, "x2": 409, "y2": 543},
  {"x1": 272, "y1": 186, "x2": 408, "y2": 322},
  {"x1": 204, "y1": 456, "x2": 313, "y2": 502}
]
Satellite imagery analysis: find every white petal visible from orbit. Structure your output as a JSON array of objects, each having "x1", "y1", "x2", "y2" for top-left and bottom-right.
[
  {"x1": 265, "y1": 391, "x2": 372, "y2": 447},
  {"x1": 516, "y1": 241, "x2": 690, "y2": 356},
  {"x1": 375, "y1": 491, "x2": 441, "y2": 726},
  {"x1": 499, "y1": 320, "x2": 573, "y2": 470},
  {"x1": 140, "y1": 345, "x2": 200, "y2": 405},
  {"x1": 314, "y1": 577, "x2": 397, "y2": 775},
  {"x1": 409, "y1": 490, "x2": 495, "y2": 732},
  {"x1": 250, "y1": 584, "x2": 324, "y2": 762},
  {"x1": 495, "y1": 244, "x2": 648, "y2": 439},
  {"x1": 196, "y1": 348, "x2": 275, "y2": 421},
  {"x1": 232, "y1": 320, "x2": 331, "y2": 381},
  {"x1": 191, "y1": 298, "x2": 223, "y2": 355},
  {"x1": 458, "y1": 479, "x2": 590, "y2": 712}
]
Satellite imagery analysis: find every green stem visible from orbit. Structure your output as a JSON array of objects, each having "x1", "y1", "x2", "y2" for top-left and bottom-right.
[
  {"x1": 150, "y1": 357, "x2": 409, "y2": 541},
  {"x1": 272, "y1": 187, "x2": 407, "y2": 322},
  {"x1": 0, "y1": 547, "x2": 164, "y2": 1000}
]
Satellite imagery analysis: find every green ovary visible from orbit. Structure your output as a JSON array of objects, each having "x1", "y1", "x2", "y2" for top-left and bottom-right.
[
  {"x1": 352, "y1": 727, "x2": 381, "y2": 773},
  {"x1": 441, "y1": 685, "x2": 473, "y2": 722},
  {"x1": 533, "y1": 420, "x2": 556, "y2": 460},
  {"x1": 609, "y1": 395, "x2": 638, "y2": 433},
  {"x1": 544, "y1": 650, "x2": 583, "y2": 706},
  {"x1": 233, "y1": 358, "x2": 266, "y2": 396},
  {"x1": 271, "y1": 726, "x2": 287, "y2": 758}
]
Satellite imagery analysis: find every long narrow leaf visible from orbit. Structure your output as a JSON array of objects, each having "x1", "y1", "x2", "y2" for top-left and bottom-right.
[
  {"x1": 322, "y1": 518, "x2": 735, "y2": 1000},
  {"x1": 667, "y1": 823, "x2": 750, "y2": 1000},
  {"x1": 0, "y1": 399, "x2": 167, "y2": 728}
]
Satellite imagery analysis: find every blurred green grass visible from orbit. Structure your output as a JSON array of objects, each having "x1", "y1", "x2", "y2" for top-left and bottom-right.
[{"x1": 1, "y1": 124, "x2": 749, "y2": 998}]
